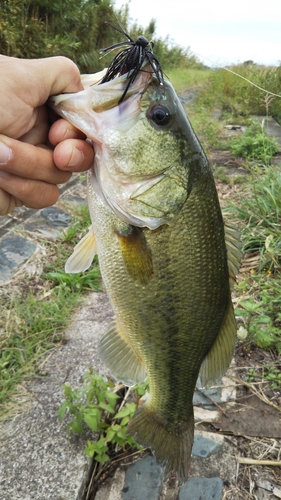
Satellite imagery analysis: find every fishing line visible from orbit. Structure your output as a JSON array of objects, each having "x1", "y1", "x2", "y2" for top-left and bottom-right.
[{"x1": 191, "y1": 51, "x2": 281, "y2": 99}]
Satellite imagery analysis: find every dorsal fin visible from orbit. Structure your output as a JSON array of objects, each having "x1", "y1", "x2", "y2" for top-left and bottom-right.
[{"x1": 224, "y1": 222, "x2": 243, "y2": 288}]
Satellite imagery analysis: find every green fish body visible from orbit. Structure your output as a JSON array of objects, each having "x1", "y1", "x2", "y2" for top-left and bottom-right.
[{"x1": 49, "y1": 64, "x2": 241, "y2": 482}]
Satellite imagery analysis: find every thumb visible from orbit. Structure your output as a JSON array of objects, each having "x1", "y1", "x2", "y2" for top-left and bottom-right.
[{"x1": 28, "y1": 56, "x2": 84, "y2": 103}]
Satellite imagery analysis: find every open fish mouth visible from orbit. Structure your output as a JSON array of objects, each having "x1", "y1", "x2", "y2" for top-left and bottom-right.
[{"x1": 48, "y1": 63, "x2": 153, "y2": 140}]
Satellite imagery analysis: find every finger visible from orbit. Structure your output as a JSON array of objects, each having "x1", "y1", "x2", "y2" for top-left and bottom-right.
[
  {"x1": 53, "y1": 139, "x2": 94, "y2": 172},
  {"x1": 0, "y1": 188, "x2": 23, "y2": 216},
  {"x1": 19, "y1": 106, "x2": 49, "y2": 145},
  {"x1": 49, "y1": 119, "x2": 87, "y2": 146},
  {"x1": 0, "y1": 135, "x2": 71, "y2": 184},
  {"x1": 0, "y1": 172, "x2": 60, "y2": 211}
]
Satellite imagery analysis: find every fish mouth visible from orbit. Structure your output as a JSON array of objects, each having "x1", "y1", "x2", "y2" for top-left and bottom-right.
[{"x1": 48, "y1": 63, "x2": 154, "y2": 141}]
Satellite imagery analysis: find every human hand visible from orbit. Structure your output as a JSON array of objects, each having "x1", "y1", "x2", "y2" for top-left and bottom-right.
[{"x1": 0, "y1": 55, "x2": 94, "y2": 215}]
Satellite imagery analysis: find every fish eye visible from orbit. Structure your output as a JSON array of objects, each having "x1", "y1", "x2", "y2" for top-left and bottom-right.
[{"x1": 149, "y1": 105, "x2": 171, "y2": 126}]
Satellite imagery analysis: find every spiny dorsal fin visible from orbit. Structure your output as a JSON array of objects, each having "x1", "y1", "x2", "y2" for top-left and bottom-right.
[
  {"x1": 224, "y1": 222, "x2": 243, "y2": 288},
  {"x1": 65, "y1": 228, "x2": 97, "y2": 273},
  {"x1": 98, "y1": 320, "x2": 146, "y2": 386}
]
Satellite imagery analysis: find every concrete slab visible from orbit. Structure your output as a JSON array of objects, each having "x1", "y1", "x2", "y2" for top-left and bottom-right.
[
  {"x1": 0, "y1": 233, "x2": 37, "y2": 281},
  {"x1": 122, "y1": 456, "x2": 164, "y2": 500},
  {"x1": 179, "y1": 477, "x2": 223, "y2": 500}
]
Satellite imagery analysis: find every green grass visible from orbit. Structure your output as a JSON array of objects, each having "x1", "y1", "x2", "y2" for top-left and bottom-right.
[
  {"x1": 0, "y1": 204, "x2": 101, "y2": 419},
  {"x1": 166, "y1": 67, "x2": 213, "y2": 93},
  {"x1": 229, "y1": 122, "x2": 279, "y2": 164},
  {"x1": 0, "y1": 287, "x2": 82, "y2": 413},
  {"x1": 230, "y1": 165, "x2": 281, "y2": 272},
  {"x1": 227, "y1": 162, "x2": 281, "y2": 354}
]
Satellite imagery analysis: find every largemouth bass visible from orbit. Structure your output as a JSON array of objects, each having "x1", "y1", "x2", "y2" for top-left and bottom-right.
[{"x1": 49, "y1": 57, "x2": 241, "y2": 482}]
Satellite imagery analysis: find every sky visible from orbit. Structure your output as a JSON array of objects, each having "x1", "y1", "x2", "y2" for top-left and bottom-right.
[{"x1": 114, "y1": 0, "x2": 281, "y2": 67}]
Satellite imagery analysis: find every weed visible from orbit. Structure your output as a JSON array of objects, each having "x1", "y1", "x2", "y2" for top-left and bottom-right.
[
  {"x1": 229, "y1": 123, "x2": 278, "y2": 164},
  {"x1": 235, "y1": 274, "x2": 281, "y2": 353},
  {"x1": 59, "y1": 369, "x2": 149, "y2": 464},
  {"x1": 0, "y1": 286, "x2": 82, "y2": 415},
  {"x1": 44, "y1": 260, "x2": 100, "y2": 292},
  {"x1": 167, "y1": 67, "x2": 213, "y2": 93},
  {"x1": 195, "y1": 64, "x2": 281, "y2": 121},
  {"x1": 230, "y1": 165, "x2": 281, "y2": 271},
  {"x1": 245, "y1": 365, "x2": 281, "y2": 390}
]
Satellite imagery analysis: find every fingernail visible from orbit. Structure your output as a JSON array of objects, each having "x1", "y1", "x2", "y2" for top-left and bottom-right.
[
  {"x1": 68, "y1": 148, "x2": 84, "y2": 168},
  {"x1": 0, "y1": 143, "x2": 11, "y2": 164}
]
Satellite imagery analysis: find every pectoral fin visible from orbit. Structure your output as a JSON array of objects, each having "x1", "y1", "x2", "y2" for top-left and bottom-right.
[
  {"x1": 116, "y1": 226, "x2": 153, "y2": 285},
  {"x1": 98, "y1": 320, "x2": 146, "y2": 387},
  {"x1": 199, "y1": 299, "x2": 237, "y2": 387},
  {"x1": 65, "y1": 229, "x2": 97, "y2": 273}
]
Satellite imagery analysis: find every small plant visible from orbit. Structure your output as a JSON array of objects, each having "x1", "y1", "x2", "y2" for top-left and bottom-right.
[
  {"x1": 58, "y1": 369, "x2": 149, "y2": 464},
  {"x1": 229, "y1": 123, "x2": 278, "y2": 164},
  {"x1": 44, "y1": 263, "x2": 100, "y2": 292},
  {"x1": 245, "y1": 365, "x2": 281, "y2": 389},
  {"x1": 235, "y1": 274, "x2": 281, "y2": 353}
]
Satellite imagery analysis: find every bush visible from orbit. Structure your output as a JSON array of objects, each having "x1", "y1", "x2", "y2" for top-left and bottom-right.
[{"x1": 230, "y1": 124, "x2": 279, "y2": 164}]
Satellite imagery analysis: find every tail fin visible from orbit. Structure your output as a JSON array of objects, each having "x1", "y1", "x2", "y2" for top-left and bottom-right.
[{"x1": 126, "y1": 404, "x2": 194, "y2": 483}]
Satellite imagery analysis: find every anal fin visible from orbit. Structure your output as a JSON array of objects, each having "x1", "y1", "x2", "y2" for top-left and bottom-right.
[
  {"x1": 98, "y1": 320, "x2": 146, "y2": 386},
  {"x1": 200, "y1": 300, "x2": 237, "y2": 387}
]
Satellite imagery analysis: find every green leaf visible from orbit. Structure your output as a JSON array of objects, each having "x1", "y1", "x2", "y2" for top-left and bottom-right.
[
  {"x1": 111, "y1": 424, "x2": 122, "y2": 432},
  {"x1": 95, "y1": 453, "x2": 110, "y2": 464},
  {"x1": 71, "y1": 421, "x2": 83, "y2": 434},
  {"x1": 105, "y1": 429, "x2": 116, "y2": 442},
  {"x1": 84, "y1": 413, "x2": 99, "y2": 431},
  {"x1": 121, "y1": 416, "x2": 130, "y2": 426},
  {"x1": 98, "y1": 402, "x2": 116, "y2": 413},
  {"x1": 58, "y1": 401, "x2": 68, "y2": 420},
  {"x1": 115, "y1": 403, "x2": 136, "y2": 419}
]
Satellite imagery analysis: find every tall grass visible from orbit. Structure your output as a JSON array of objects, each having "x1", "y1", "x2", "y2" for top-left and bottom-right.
[
  {"x1": 166, "y1": 67, "x2": 213, "y2": 92},
  {"x1": 231, "y1": 165, "x2": 281, "y2": 272},
  {"x1": 195, "y1": 64, "x2": 281, "y2": 122}
]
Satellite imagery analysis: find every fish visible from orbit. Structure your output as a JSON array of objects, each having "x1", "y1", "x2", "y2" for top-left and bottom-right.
[{"x1": 49, "y1": 40, "x2": 242, "y2": 482}]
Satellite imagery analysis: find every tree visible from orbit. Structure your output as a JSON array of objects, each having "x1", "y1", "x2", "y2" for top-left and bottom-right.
[{"x1": 0, "y1": 0, "x2": 128, "y2": 72}]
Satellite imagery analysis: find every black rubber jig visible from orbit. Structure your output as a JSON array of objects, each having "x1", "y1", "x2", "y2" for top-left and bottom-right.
[{"x1": 99, "y1": 21, "x2": 164, "y2": 102}]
